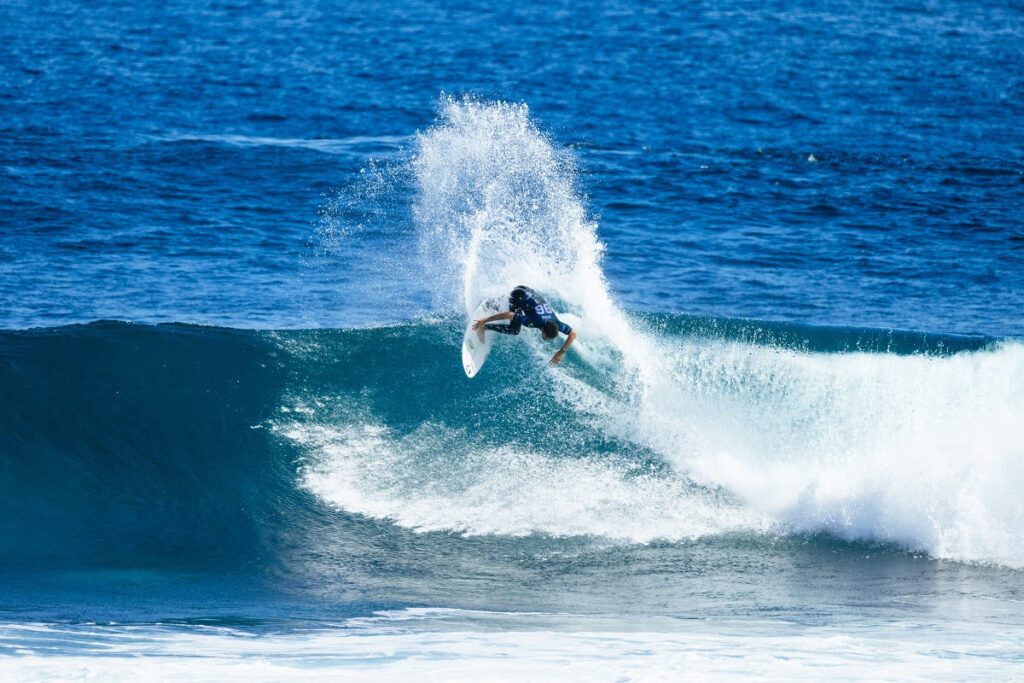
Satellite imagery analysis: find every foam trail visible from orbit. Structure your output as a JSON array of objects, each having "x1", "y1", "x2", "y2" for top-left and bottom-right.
[{"x1": 292, "y1": 421, "x2": 763, "y2": 541}]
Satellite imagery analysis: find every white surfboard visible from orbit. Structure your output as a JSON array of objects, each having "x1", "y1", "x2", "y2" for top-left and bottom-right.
[{"x1": 462, "y1": 298, "x2": 506, "y2": 378}]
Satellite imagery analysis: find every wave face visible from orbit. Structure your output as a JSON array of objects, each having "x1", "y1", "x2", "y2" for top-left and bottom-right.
[
  {"x1": 0, "y1": 322, "x2": 298, "y2": 570},
  {"x1": 1, "y1": 316, "x2": 1020, "y2": 574}
]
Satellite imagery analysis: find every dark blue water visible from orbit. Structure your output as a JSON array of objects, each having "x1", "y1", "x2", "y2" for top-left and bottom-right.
[
  {"x1": 2, "y1": 0, "x2": 1024, "y2": 676},
  {"x1": 3, "y1": 0, "x2": 1022, "y2": 333}
]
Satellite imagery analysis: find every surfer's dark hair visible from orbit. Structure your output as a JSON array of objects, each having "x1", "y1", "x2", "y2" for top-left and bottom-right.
[{"x1": 541, "y1": 321, "x2": 559, "y2": 339}]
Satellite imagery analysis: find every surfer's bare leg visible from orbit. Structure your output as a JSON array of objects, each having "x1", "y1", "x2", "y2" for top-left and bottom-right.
[
  {"x1": 472, "y1": 311, "x2": 518, "y2": 342},
  {"x1": 473, "y1": 311, "x2": 515, "y2": 334},
  {"x1": 485, "y1": 323, "x2": 520, "y2": 335}
]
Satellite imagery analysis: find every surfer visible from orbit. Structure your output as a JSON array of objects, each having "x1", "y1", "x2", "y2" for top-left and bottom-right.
[{"x1": 472, "y1": 286, "x2": 577, "y2": 365}]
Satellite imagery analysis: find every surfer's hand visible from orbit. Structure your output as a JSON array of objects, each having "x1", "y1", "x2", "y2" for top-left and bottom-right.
[
  {"x1": 472, "y1": 319, "x2": 485, "y2": 331},
  {"x1": 549, "y1": 350, "x2": 565, "y2": 365}
]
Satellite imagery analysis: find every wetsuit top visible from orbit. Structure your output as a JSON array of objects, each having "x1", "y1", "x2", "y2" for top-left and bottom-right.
[{"x1": 509, "y1": 286, "x2": 573, "y2": 336}]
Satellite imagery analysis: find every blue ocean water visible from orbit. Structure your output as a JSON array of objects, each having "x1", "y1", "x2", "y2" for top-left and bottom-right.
[
  {"x1": 3, "y1": 0, "x2": 1023, "y2": 334},
  {"x1": 2, "y1": 0, "x2": 1024, "y2": 678}
]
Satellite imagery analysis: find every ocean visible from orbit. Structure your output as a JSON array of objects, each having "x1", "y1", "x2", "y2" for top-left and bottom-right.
[{"x1": 2, "y1": 0, "x2": 1023, "y2": 679}]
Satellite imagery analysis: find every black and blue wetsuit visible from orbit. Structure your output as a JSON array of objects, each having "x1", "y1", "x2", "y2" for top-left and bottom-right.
[{"x1": 486, "y1": 286, "x2": 573, "y2": 336}]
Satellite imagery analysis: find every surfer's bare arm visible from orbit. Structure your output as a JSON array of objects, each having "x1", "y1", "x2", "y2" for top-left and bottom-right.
[
  {"x1": 549, "y1": 330, "x2": 576, "y2": 365},
  {"x1": 472, "y1": 311, "x2": 515, "y2": 330}
]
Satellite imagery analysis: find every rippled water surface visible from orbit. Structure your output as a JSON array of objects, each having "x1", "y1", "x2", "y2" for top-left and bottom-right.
[{"x1": 2, "y1": 0, "x2": 1021, "y2": 334}]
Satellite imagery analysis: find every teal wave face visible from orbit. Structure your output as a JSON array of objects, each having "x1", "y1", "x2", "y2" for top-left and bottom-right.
[
  {"x1": 0, "y1": 322, "x2": 297, "y2": 569},
  {"x1": 0, "y1": 317, "x2": 1020, "y2": 578}
]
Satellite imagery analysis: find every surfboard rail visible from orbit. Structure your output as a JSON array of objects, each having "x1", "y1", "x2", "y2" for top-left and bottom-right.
[{"x1": 461, "y1": 298, "x2": 506, "y2": 377}]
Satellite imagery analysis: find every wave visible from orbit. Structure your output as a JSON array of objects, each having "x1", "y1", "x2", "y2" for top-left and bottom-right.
[{"x1": 0, "y1": 317, "x2": 1020, "y2": 572}]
